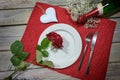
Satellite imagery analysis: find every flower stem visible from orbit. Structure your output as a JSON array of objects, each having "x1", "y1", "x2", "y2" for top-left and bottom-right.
[{"x1": 4, "y1": 69, "x2": 18, "y2": 80}]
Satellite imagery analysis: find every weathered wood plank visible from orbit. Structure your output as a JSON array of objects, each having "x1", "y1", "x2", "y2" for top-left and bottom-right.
[
  {"x1": 0, "y1": 9, "x2": 32, "y2": 26},
  {"x1": 0, "y1": 25, "x2": 25, "y2": 37},
  {"x1": 0, "y1": 36, "x2": 21, "y2": 50},
  {"x1": 106, "y1": 62, "x2": 120, "y2": 80},
  {"x1": 107, "y1": 62, "x2": 120, "y2": 75},
  {"x1": 110, "y1": 12, "x2": 120, "y2": 18},
  {"x1": 109, "y1": 43, "x2": 120, "y2": 62},
  {"x1": 113, "y1": 28, "x2": 120, "y2": 43},
  {"x1": 0, "y1": 52, "x2": 119, "y2": 80},
  {"x1": 106, "y1": 76, "x2": 120, "y2": 80},
  {"x1": 0, "y1": 51, "x2": 12, "y2": 71},
  {"x1": 0, "y1": 25, "x2": 25, "y2": 50},
  {"x1": 0, "y1": 65, "x2": 120, "y2": 80},
  {"x1": 0, "y1": 42, "x2": 120, "y2": 71},
  {"x1": 0, "y1": 0, "x2": 120, "y2": 18},
  {"x1": 0, "y1": 51, "x2": 42, "y2": 71},
  {"x1": 0, "y1": 68, "x2": 79, "y2": 80},
  {"x1": 0, "y1": 8, "x2": 120, "y2": 26},
  {"x1": 111, "y1": 18, "x2": 120, "y2": 28},
  {"x1": 0, "y1": 0, "x2": 67, "y2": 10}
]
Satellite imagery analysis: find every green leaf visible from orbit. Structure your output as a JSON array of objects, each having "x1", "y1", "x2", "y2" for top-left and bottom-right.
[
  {"x1": 36, "y1": 45, "x2": 42, "y2": 51},
  {"x1": 16, "y1": 61, "x2": 27, "y2": 71},
  {"x1": 18, "y1": 52, "x2": 29, "y2": 61},
  {"x1": 10, "y1": 56, "x2": 21, "y2": 66},
  {"x1": 42, "y1": 50, "x2": 49, "y2": 57},
  {"x1": 10, "y1": 40, "x2": 23, "y2": 54},
  {"x1": 41, "y1": 60, "x2": 54, "y2": 68},
  {"x1": 36, "y1": 50, "x2": 42, "y2": 63},
  {"x1": 41, "y1": 37, "x2": 50, "y2": 49}
]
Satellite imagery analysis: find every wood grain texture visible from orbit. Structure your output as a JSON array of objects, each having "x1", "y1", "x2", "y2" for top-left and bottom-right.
[
  {"x1": 0, "y1": 7, "x2": 119, "y2": 26},
  {"x1": 0, "y1": 0, "x2": 67, "y2": 9},
  {"x1": 106, "y1": 63, "x2": 120, "y2": 80},
  {"x1": 0, "y1": 50, "x2": 119, "y2": 80},
  {"x1": 0, "y1": 68, "x2": 79, "y2": 80},
  {"x1": 109, "y1": 43, "x2": 120, "y2": 62},
  {"x1": 0, "y1": 9, "x2": 32, "y2": 26},
  {"x1": 0, "y1": 49, "x2": 120, "y2": 71}
]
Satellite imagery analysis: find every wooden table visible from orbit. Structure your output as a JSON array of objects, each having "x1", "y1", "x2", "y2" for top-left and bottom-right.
[{"x1": 0, "y1": 0, "x2": 120, "y2": 80}]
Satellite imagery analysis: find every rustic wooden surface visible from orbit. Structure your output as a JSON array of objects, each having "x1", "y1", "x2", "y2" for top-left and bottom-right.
[{"x1": 0, "y1": 0, "x2": 120, "y2": 80}]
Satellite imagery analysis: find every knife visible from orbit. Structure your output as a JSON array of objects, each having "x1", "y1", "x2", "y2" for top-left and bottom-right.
[{"x1": 85, "y1": 32, "x2": 98, "y2": 75}]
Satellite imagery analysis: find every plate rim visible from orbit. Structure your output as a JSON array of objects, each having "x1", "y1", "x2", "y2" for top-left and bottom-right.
[{"x1": 38, "y1": 23, "x2": 82, "y2": 68}]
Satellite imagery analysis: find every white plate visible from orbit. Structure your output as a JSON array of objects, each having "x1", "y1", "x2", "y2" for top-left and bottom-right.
[{"x1": 38, "y1": 23, "x2": 82, "y2": 69}]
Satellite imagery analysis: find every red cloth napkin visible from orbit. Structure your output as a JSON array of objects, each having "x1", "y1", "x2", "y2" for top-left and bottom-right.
[{"x1": 21, "y1": 2, "x2": 116, "y2": 80}]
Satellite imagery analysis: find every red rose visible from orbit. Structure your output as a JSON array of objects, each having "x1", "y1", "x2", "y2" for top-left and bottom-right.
[{"x1": 46, "y1": 32, "x2": 63, "y2": 48}]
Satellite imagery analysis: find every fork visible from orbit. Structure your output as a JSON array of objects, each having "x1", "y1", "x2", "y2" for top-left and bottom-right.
[{"x1": 78, "y1": 32, "x2": 93, "y2": 71}]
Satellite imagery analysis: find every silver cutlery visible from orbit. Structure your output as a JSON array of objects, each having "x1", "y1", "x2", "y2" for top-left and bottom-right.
[
  {"x1": 78, "y1": 32, "x2": 93, "y2": 71},
  {"x1": 85, "y1": 32, "x2": 98, "y2": 75}
]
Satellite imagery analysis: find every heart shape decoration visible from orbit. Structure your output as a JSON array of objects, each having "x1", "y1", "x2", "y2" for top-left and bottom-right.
[{"x1": 40, "y1": 7, "x2": 58, "y2": 23}]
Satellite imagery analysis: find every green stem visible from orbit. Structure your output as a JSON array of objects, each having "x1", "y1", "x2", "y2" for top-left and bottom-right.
[
  {"x1": 10, "y1": 70, "x2": 18, "y2": 77},
  {"x1": 4, "y1": 69, "x2": 18, "y2": 80}
]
